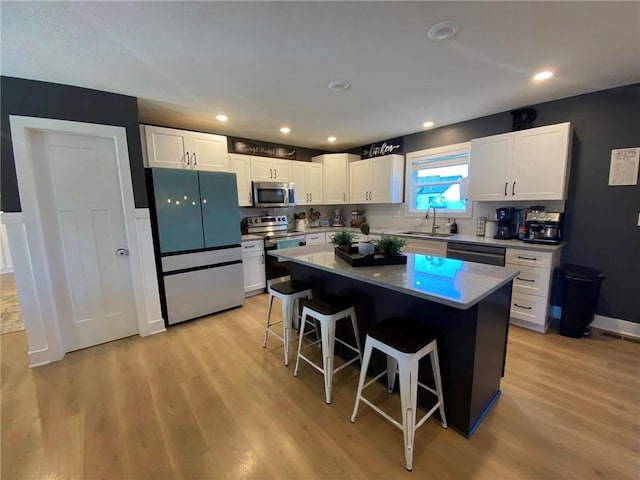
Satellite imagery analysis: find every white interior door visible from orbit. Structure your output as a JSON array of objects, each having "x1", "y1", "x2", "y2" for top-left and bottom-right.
[{"x1": 35, "y1": 132, "x2": 138, "y2": 352}]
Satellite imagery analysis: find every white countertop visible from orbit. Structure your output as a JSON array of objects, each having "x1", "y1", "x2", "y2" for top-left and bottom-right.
[
  {"x1": 294, "y1": 226, "x2": 563, "y2": 252},
  {"x1": 269, "y1": 244, "x2": 519, "y2": 310}
]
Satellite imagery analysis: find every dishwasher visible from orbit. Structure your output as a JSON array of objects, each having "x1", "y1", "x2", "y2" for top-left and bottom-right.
[{"x1": 446, "y1": 242, "x2": 506, "y2": 266}]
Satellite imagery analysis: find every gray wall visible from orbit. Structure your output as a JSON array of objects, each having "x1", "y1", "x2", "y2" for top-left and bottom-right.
[
  {"x1": 360, "y1": 84, "x2": 640, "y2": 322},
  {"x1": 1, "y1": 76, "x2": 148, "y2": 210}
]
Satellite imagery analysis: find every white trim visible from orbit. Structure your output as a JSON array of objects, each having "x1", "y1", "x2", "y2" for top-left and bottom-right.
[
  {"x1": 1, "y1": 212, "x2": 64, "y2": 366},
  {"x1": 592, "y1": 315, "x2": 640, "y2": 339},
  {"x1": 134, "y1": 208, "x2": 166, "y2": 336},
  {"x1": 8, "y1": 116, "x2": 164, "y2": 366}
]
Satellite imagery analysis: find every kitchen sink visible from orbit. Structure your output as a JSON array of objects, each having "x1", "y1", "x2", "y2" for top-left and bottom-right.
[{"x1": 398, "y1": 231, "x2": 454, "y2": 238}]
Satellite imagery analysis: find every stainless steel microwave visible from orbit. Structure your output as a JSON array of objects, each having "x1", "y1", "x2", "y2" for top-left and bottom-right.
[{"x1": 252, "y1": 181, "x2": 295, "y2": 207}]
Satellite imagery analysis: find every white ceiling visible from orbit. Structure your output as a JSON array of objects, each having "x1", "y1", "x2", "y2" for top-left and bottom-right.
[{"x1": 2, "y1": 1, "x2": 639, "y2": 151}]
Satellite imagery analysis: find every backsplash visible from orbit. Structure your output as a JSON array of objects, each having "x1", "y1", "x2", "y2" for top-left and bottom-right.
[{"x1": 241, "y1": 200, "x2": 566, "y2": 233}]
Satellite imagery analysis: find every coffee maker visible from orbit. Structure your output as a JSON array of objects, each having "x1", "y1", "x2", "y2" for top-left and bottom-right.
[
  {"x1": 522, "y1": 211, "x2": 563, "y2": 245},
  {"x1": 494, "y1": 207, "x2": 518, "y2": 239}
]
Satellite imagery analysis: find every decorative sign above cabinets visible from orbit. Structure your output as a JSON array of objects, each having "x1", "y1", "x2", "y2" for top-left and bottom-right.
[
  {"x1": 362, "y1": 137, "x2": 403, "y2": 158},
  {"x1": 231, "y1": 138, "x2": 296, "y2": 160}
]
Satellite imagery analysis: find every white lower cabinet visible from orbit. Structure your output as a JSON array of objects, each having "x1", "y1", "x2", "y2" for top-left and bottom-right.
[
  {"x1": 506, "y1": 248, "x2": 560, "y2": 333},
  {"x1": 242, "y1": 239, "x2": 265, "y2": 296},
  {"x1": 305, "y1": 232, "x2": 326, "y2": 245}
]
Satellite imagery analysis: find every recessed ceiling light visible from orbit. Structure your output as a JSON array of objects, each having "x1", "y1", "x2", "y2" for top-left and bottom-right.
[
  {"x1": 280, "y1": 126, "x2": 291, "y2": 134},
  {"x1": 328, "y1": 80, "x2": 351, "y2": 91},
  {"x1": 533, "y1": 70, "x2": 554, "y2": 81},
  {"x1": 422, "y1": 121, "x2": 434, "y2": 128},
  {"x1": 328, "y1": 136, "x2": 337, "y2": 143},
  {"x1": 216, "y1": 114, "x2": 228, "y2": 122},
  {"x1": 427, "y1": 21, "x2": 460, "y2": 41}
]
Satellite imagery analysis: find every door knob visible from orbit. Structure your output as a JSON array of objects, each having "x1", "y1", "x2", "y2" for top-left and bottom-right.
[{"x1": 116, "y1": 248, "x2": 129, "y2": 256}]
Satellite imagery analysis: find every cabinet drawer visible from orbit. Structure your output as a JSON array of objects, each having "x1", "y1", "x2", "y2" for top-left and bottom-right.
[
  {"x1": 510, "y1": 292, "x2": 548, "y2": 326},
  {"x1": 242, "y1": 240, "x2": 263, "y2": 254},
  {"x1": 506, "y1": 249, "x2": 552, "y2": 269},
  {"x1": 512, "y1": 265, "x2": 551, "y2": 298},
  {"x1": 305, "y1": 232, "x2": 326, "y2": 245}
]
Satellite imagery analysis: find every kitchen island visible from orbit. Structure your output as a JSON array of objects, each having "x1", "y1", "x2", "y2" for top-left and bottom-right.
[{"x1": 270, "y1": 244, "x2": 519, "y2": 437}]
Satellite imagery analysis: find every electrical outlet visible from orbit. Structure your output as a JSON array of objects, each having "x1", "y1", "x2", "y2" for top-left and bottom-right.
[{"x1": 414, "y1": 218, "x2": 422, "y2": 226}]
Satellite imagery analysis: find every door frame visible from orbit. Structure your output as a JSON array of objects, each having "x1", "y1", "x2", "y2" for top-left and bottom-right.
[{"x1": 7, "y1": 116, "x2": 164, "y2": 366}]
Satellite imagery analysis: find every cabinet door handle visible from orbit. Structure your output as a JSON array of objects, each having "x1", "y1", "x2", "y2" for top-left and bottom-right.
[
  {"x1": 192, "y1": 152, "x2": 197, "y2": 167},
  {"x1": 185, "y1": 152, "x2": 190, "y2": 166},
  {"x1": 517, "y1": 255, "x2": 537, "y2": 261},
  {"x1": 343, "y1": 192, "x2": 345, "y2": 201},
  {"x1": 274, "y1": 168, "x2": 277, "y2": 178},
  {"x1": 516, "y1": 277, "x2": 535, "y2": 282},
  {"x1": 244, "y1": 244, "x2": 256, "y2": 249},
  {"x1": 514, "y1": 303, "x2": 532, "y2": 310},
  {"x1": 260, "y1": 254, "x2": 264, "y2": 264},
  {"x1": 512, "y1": 182, "x2": 516, "y2": 196},
  {"x1": 309, "y1": 193, "x2": 312, "y2": 201},
  {"x1": 504, "y1": 182, "x2": 508, "y2": 196},
  {"x1": 249, "y1": 192, "x2": 252, "y2": 203}
]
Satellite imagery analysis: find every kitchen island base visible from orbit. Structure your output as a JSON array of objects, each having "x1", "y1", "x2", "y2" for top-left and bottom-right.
[{"x1": 291, "y1": 262, "x2": 512, "y2": 438}]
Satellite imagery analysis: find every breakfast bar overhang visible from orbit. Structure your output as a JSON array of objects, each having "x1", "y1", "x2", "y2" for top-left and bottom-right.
[{"x1": 270, "y1": 244, "x2": 519, "y2": 438}]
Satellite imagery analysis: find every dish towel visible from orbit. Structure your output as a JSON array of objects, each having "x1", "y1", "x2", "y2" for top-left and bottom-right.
[{"x1": 277, "y1": 238, "x2": 301, "y2": 249}]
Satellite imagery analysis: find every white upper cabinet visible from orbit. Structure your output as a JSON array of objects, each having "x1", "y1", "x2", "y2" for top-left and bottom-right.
[
  {"x1": 141, "y1": 125, "x2": 228, "y2": 172},
  {"x1": 250, "y1": 157, "x2": 292, "y2": 182},
  {"x1": 349, "y1": 154, "x2": 404, "y2": 204},
  {"x1": 312, "y1": 153, "x2": 360, "y2": 204},
  {"x1": 228, "y1": 154, "x2": 253, "y2": 206},
  {"x1": 292, "y1": 162, "x2": 323, "y2": 205},
  {"x1": 468, "y1": 122, "x2": 572, "y2": 201}
]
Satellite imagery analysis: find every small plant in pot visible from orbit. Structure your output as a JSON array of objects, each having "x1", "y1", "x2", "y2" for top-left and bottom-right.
[
  {"x1": 331, "y1": 230, "x2": 355, "y2": 252},
  {"x1": 357, "y1": 223, "x2": 375, "y2": 255},
  {"x1": 375, "y1": 234, "x2": 407, "y2": 256}
]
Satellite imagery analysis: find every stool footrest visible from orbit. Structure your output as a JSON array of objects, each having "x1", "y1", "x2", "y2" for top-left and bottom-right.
[{"x1": 359, "y1": 397, "x2": 403, "y2": 431}]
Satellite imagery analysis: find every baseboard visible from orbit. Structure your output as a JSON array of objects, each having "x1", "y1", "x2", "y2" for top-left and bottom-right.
[
  {"x1": 591, "y1": 315, "x2": 640, "y2": 339},
  {"x1": 147, "y1": 318, "x2": 166, "y2": 336}
]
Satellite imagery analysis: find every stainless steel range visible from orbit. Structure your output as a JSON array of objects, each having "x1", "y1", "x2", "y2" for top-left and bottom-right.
[{"x1": 246, "y1": 215, "x2": 306, "y2": 284}]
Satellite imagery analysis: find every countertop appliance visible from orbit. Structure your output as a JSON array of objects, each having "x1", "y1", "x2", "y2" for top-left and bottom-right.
[
  {"x1": 149, "y1": 169, "x2": 244, "y2": 326},
  {"x1": 522, "y1": 211, "x2": 563, "y2": 245},
  {"x1": 252, "y1": 181, "x2": 295, "y2": 207},
  {"x1": 494, "y1": 207, "x2": 519, "y2": 240},
  {"x1": 246, "y1": 215, "x2": 306, "y2": 285}
]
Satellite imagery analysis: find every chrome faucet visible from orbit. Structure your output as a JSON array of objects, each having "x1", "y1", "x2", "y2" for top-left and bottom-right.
[{"x1": 425, "y1": 206, "x2": 439, "y2": 235}]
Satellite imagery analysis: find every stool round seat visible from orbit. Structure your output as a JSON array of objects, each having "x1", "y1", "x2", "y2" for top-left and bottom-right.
[
  {"x1": 294, "y1": 295, "x2": 362, "y2": 404},
  {"x1": 263, "y1": 280, "x2": 314, "y2": 366},
  {"x1": 367, "y1": 318, "x2": 437, "y2": 353},
  {"x1": 351, "y1": 318, "x2": 447, "y2": 471},
  {"x1": 270, "y1": 280, "x2": 313, "y2": 296},
  {"x1": 299, "y1": 295, "x2": 354, "y2": 316}
]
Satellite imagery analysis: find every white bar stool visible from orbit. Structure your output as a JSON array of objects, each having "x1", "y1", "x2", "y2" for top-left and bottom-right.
[
  {"x1": 351, "y1": 318, "x2": 447, "y2": 471},
  {"x1": 263, "y1": 280, "x2": 313, "y2": 366},
  {"x1": 293, "y1": 295, "x2": 362, "y2": 404}
]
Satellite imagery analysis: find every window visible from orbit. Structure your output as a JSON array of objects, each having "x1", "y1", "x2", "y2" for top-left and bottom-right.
[{"x1": 405, "y1": 142, "x2": 472, "y2": 217}]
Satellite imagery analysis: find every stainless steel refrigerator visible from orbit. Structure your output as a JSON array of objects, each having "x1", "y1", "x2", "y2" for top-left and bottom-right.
[{"x1": 150, "y1": 169, "x2": 244, "y2": 325}]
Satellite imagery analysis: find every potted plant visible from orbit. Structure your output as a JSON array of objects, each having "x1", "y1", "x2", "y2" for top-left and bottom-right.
[
  {"x1": 331, "y1": 230, "x2": 356, "y2": 252},
  {"x1": 358, "y1": 223, "x2": 375, "y2": 255},
  {"x1": 375, "y1": 234, "x2": 407, "y2": 256}
]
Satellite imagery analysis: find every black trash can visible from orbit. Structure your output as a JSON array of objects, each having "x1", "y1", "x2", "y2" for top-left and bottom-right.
[{"x1": 558, "y1": 264, "x2": 605, "y2": 338}]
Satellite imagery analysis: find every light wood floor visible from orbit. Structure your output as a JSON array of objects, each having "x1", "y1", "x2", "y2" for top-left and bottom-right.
[{"x1": 2, "y1": 294, "x2": 639, "y2": 479}]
